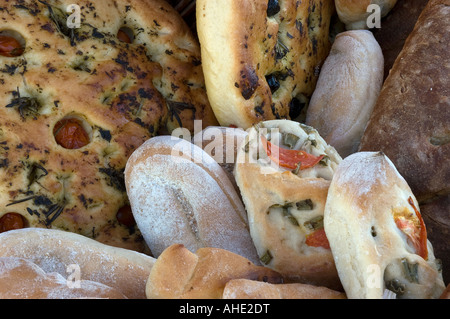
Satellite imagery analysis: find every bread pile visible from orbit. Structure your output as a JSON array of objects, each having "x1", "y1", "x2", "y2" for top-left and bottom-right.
[{"x1": 0, "y1": 0, "x2": 448, "y2": 299}]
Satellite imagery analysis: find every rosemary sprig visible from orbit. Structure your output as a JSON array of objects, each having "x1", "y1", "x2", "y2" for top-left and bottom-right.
[{"x1": 5, "y1": 88, "x2": 41, "y2": 120}]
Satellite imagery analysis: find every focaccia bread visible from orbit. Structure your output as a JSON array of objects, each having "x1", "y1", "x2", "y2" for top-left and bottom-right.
[
  {"x1": 146, "y1": 244, "x2": 283, "y2": 299},
  {"x1": 335, "y1": 0, "x2": 398, "y2": 30},
  {"x1": 0, "y1": 0, "x2": 216, "y2": 252},
  {"x1": 0, "y1": 257, "x2": 127, "y2": 299},
  {"x1": 196, "y1": 0, "x2": 335, "y2": 129},
  {"x1": 235, "y1": 120, "x2": 342, "y2": 290},
  {"x1": 324, "y1": 152, "x2": 445, "y2": 299},
  {"x1": 0, "y1": 228, "x2": 156, "y2": 299}
]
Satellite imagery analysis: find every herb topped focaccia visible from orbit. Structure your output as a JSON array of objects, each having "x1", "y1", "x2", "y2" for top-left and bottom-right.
[
  {"x1": 234, "y1": 120, "x2": 342, "y2": 290},
  {"x1": 0, "y1": 0, "x2": 217, "y2": 252},
  {"x1": 196, "y1": 0, "x2": 335, "y2": 129}
]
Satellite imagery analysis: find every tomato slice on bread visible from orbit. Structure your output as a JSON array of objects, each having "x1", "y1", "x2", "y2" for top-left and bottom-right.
[
  {"x1": 394, "y1": 197, "x2": 428, "y2": 260},
  {"x1": 261, "y1": 135, "x2": 324, "y2": 170}
]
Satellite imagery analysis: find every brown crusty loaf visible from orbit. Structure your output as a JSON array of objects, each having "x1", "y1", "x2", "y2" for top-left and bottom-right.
[
  {"x1": 335, "y1": 0, "x2": 398, "y2": 30},
  {"x1": 359, "y1": 0, "x2": 450, "y2": 285},
  {"x1": 222, "y1": 279, "x2": 346, "y2": 299},
  {"x1": 0, "y1": 0, "x2": 216, "y2": 252},
  {"x1": 125, "y1": 135, "x2": 260, "y2": 264},
  {"x1": 0, "y1": 228, "x2": 156, "y2": 299},
  {"x1": 196, "y1": 0, "x2": 335, "y2": 129},
  {"x1": 324, "y1": 152, "x2": 445, "y2": 299},
  {"x1": 371, "y1": 0, "x2": 429, "y2": 79},
  {"x1": 146, "y1": 244, "x2": 283, "y2": 299},
  {"x1": 305, "y1": 30, "x2": 384, "y2": 158},
  {"x1": 0, "y1": 257, "x2": 127, "y2": 299},
  {"x1": 359, "y1": 0, "x2": 449, "y2": 202}
]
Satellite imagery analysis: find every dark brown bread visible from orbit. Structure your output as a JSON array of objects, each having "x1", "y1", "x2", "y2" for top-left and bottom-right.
[
  {"x1": 372, "y1": 0, "x2": 429, "y2": 79},
  {"x1": 360, "y1": 0, "x2": 450, "y2": 201}
]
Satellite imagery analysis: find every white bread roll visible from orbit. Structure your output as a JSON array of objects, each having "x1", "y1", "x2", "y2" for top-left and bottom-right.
[
  {"x1": 324, "y1": 152, "x2": 445, "y2": 299},
  {"x1": 124, "y1": 135, "x2": 260, "y2": 264},
  {"x1": 0, "y1": 257, "x2": 127, "y2": 299},
  {"x1": 0, "y1": 228, "x2": 155, "y2": 299},
  {"x1": 146, "y1": 244, "x2": 283, "y2": 299},
  {"x1": 305, "y1": 30, "x2": 384, "y2": 158},
  {"x1": 335, "y1": 0, "x2": 398, "y2": 30},
  {"x1": 222, "y1": 279, "x2": 346, "y2": 299}
]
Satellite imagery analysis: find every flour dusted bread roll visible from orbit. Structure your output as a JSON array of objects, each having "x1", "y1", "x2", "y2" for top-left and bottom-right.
[
  {"x1": 0, "y1": 228, "x2": 155, "y2": 299},
  {"x1": 305, "y1": 30, "x2": 384, "y2": 158},
  {"x1": 222, "y1": 279, "x2": 346, "y2": 299},
  {"x1": 146, "y1": 244, "x2": 283, "y2": 299},
  {"x1": 197, "y1": 0, "x2": 335, "y2": 129},
  {"x1": 0, "y1": 257, "x2": 126, "y2": 299},
  {"x1": 324, "y1": 152, "x2": 445, "y2": 299},
  {"x1": 235, "y1": 120, "x2": 342, "y2": 289},
  {"x1": 125, "y1": 135, "x2": 259, "y2": 264},
  {"x1": 335, "y1": 0, "x2": 398, "y2": 30}
]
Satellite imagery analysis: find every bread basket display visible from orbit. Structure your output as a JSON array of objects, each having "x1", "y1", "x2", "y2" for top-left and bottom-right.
[{"x1": 0, "y1": 0, "x2": 448, "y2": 300}]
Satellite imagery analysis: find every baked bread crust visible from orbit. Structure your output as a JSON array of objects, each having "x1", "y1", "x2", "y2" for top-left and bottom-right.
[
  {"x1": 0, "y1": 257, "x2": 127, "y2": 299},
  {"x1": 335, "y1": 0, "x2": 398, "y2": 30},
  {"x1": 359, "y1": 0, "x2": 450, "y2": 202},
  {"x1": 305, "y1": 30, "x2": 384, "y2": 157},
  {"x1": 146, "y1": 244, "x2": 283, "y2": 299},
  {"x1": 125, "y1": 135, "x2": 260, "y2": 264},
  {"x1": 0, "y1": 0, "x2": 216, "y2": 251},
  {"x1": 222, "y1": 278, "x2": 346, "y2": 299},
  {"x1": 196, "y1": 0, "x2": 335, "y2": 129},
  {"x1": 235, "y1": 120, "x2": 342, "y2": 289},
  {"x1": 324, "y1": 152, "x2": 445, "y2": 299},
  {"x1": 0, "y1": 228, "x2": 156, "y2": 299}
]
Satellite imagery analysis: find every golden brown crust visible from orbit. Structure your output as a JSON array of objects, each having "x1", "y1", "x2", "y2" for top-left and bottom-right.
[
  {"x1": 335, "y1": 0, "x2": 397, "y2": 30},
  {"x1": 146, "y1": 244, "x2": 283, "y2": 299},
  {"x1": 222, "y1": 278, "x2": 346, "y2": 299},
  {"x1": 0, "y1": 228, "x2": 156, "y2": 299},
  {"x1": 0, "y1": 0, "x2": 216, "y2": 251},
  {"x1": 197, "y1": 0, "x2": 335, "y2": 129},
  {"x1": 0, "y1": 257, "x2": 127, "y2": 299}
]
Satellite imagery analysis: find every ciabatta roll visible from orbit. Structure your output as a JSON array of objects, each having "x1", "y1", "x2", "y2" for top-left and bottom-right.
[
  {"x1": 324, "y1": 152, "x2": 445, "y2": 299},
  {"x1": 235, "y1": 120, "x2": 342, "y2": 290}
]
